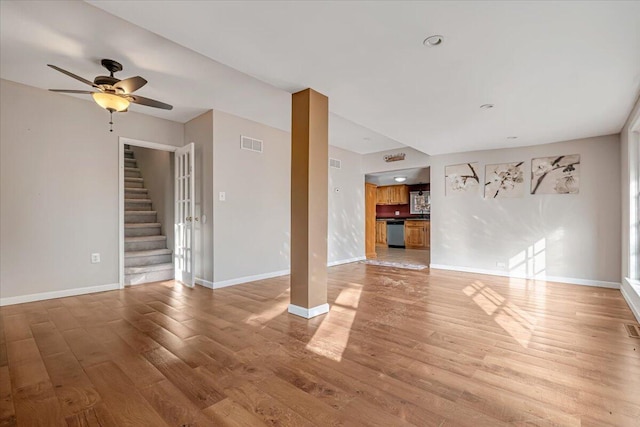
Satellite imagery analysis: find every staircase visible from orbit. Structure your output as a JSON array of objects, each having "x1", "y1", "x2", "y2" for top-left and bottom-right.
[{"x1": 124, "y1": 146, "x2": 174, "y2": 285}]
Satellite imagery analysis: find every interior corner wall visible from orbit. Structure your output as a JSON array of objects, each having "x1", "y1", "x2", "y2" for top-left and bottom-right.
[
  {"x1": 0, "y1": 79, "x2": 184, "y2": 302},
  {"x1": 429, "y1": 134, "x2": 621, "y2": 285},
  {"x1": 328, "y1": 146, "x2": 365, "y2": 264},
  {"x1": 212, "y1": 110, "x2": 291, "y2": 283},
  {"x1": 130, "y1": 146, "x2": 174, "y2": 252},
  {"x1": 184, "y1": 110, "x2": 214, "y2": 283}
]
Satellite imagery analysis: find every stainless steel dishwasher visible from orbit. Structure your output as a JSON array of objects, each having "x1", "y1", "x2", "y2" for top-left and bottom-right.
[{"x1": 386, "y1": 220, "x2": 405, "y2": 248}]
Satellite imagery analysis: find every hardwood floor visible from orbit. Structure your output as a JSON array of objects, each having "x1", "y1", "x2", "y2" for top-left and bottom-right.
[
  {"x1": 375, "y1": 246, "x2": 430, "y2": 266},
  {"x1": 1, "y1": 264, "x2": 639, "y2": 426}
]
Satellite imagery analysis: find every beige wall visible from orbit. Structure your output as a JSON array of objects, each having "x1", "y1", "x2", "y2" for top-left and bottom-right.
[
  {"x1": 212, "y1": 110, "x2": 291, "y2": 283},
  {"x1": 184, "y1": 111, "x2": 214, "y2": 283},
  {"x1": 430, "y1": 134, "x2": 621, "y2": 285},
  {"x1": 130, "y1": 146, "x2": 174, "y2": 251},
  {"x1": 328, "y1": 146, "x2": 365, "y2": 264},
  {"x1": 0, "y1": 79, "x2": 183, "y2": 301}
]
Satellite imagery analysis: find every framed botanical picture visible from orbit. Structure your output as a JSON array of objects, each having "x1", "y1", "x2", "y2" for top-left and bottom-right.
[
  {"x1": 531, "y1": 154, "x2": 580, "y2": 194},
  {"x1": 484, "y1": 162, "x2": 525, "y2": 198},
  {"x1": 445, "y1": 162, "x2": 480, "y2": 196}
]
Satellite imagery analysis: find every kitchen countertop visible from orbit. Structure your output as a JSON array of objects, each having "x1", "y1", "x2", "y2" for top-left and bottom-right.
[{"x1": 377, "y1": 217, "x2": 430, "y2": 221}]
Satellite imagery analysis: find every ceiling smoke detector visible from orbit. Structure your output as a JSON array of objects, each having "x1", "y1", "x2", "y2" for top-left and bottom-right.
[
  {"x1": 507, "y1": 136, "x2": 518, "y2": 140},
  {"x1": 480, "y1": 104, "x2": 495, "y2": 110},
  {"x1": 423, "y1": 35, "x2": 444, "y2": 47}
]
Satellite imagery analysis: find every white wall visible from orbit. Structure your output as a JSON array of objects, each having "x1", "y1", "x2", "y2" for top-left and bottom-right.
[
  {"x1": 184, "y1": 111, "x2": 214, "y2": 283},
  {"x1": 130, "y1": 146, "x2": 174, "y2": 252},
  {"x1": 0, "y1": 79, "x2": 183, "y2": 302},
  {"x1": 328, "y1": 146, "x2": 365, "y2": 265},
  {"x1": 430, "y1": 134, "x2": 621, "y2": 286}
]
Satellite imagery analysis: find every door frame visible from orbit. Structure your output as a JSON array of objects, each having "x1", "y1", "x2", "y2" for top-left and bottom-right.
[{"x1": 118, "y1": 137, "x2": 178, "y2": 289}]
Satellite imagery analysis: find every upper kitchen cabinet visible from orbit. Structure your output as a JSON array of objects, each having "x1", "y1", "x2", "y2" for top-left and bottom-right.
[{"x1": 376, "y1": 185, "x2": 408, "y2": 205}]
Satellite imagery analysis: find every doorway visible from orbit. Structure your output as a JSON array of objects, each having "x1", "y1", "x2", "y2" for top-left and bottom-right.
[
  {"x1": 364, "y1": 167, "x2": 431, "y2": 268},
  {"x1": 118, "y1": 137, "x2": 178, "y2": 288}
]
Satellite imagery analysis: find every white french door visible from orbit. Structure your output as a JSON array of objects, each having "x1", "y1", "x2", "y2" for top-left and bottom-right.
[{"x1": 174, "y1": 143, "x2": 195, "y2": 287}]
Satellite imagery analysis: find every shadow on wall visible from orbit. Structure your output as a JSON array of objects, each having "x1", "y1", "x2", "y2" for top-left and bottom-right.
[
  {"x1": 437, "y1": 196, "x2": 591, "y2": 280},
  {"x1": 509, "y1": 238, "x2": 546, "y2": 279}
]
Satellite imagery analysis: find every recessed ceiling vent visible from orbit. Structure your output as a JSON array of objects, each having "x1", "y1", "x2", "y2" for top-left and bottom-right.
[
  {"x1": 240, "y1": 135, "x2": 263, "y2": 153},
  {"x1": 329, "y1": 158, "x2": 341, "y2": 169}
]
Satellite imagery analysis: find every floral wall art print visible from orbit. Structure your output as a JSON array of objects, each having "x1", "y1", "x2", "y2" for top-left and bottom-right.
[
  {"x1": 484, "y1": 162, "x2": 525, "y2": 198},
  {"x1": 445, "y1": 162, "x2": 480, "y2": 196},
  {"x1": 531, "y1": 154, "x2": 580, "y2": 194}
]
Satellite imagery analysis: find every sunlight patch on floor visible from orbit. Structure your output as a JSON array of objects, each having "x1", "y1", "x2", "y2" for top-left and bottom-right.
[
  {"x1": 306, "y1": 284, "x2": 363, "y2": 361},
  {"x1": 245, "y1": 299, "x2": 287, "y2": 326},
  {"x1": 463, "y1": 280, "x2": 536, "y2": 348}
]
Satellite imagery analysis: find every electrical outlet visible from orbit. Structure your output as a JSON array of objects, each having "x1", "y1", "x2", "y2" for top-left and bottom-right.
[
  {"x1": 496, "y1": 261, "x2": 506, "y2": 269},
  {"x1": 91, "y1": 253, "x2": 101, "y2": 264},
  {"x1": 395, "y1": 211, "x2": 400, "y2": 216},
  {"x1": 219, "y1": 192, "x2": 226, "y2": 201}
]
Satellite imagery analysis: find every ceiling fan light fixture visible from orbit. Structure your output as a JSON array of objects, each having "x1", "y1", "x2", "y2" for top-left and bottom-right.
[
  {"x1": 92, "y1": 92, "x2": 130, "y2": 112},
  {"x1": 394, "y1": 176, "x2": 407, "y2": 183}
]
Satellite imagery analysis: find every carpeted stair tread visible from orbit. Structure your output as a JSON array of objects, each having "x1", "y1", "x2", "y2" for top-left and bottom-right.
[
  {"x1": 124, "y1": 198, "x2": 152, "y2": 203},
  {"x1": 125, "y1": 263, "x2": 174, "y2": 274},
  {"x1": 125, "y1": 210, "x2": 157, "y2": 214},
  {"x1": 125, "y1": 248, "x2": 172, "y2": 258},
  {"x1": 125, "y1": 222, "x2": 161, "y2": 228},
  {"x1": 125, "y1": 235, "x2": 166, "y2": 243}
]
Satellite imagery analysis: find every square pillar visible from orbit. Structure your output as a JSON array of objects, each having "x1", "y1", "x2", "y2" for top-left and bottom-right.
[{"x1": 289, "y1": 89, "x2": 329, "y2": 319}]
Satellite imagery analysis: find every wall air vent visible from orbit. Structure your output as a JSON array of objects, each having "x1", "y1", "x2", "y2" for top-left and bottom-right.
[
  {"x1": 240, "y1": 135, "x2": 263, "y2": 153},
  {"x1": 329, "y1": 158, "x2": 341, "y2": 169}
]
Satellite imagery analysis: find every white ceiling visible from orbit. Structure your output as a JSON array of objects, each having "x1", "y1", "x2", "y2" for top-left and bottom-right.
[
  {"x1": 2, "y1": 1, "x2": 639, "y2": 156},
  {"x1": 366, "y1": 167, "x2": 430, "y2": 187}
]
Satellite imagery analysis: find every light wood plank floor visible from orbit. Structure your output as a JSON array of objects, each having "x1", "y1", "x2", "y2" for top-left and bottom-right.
[
  {"x1": 1, "y1": 264, "x2": 639, "y2": 426},
  {"x1": 375, "y1": 246, "x2": 430, "y2": 266}
]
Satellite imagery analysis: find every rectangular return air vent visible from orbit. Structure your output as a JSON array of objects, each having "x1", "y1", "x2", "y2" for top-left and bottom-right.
[
  {"x1": 241, "y1": 135, "x2": 263, "y2": 153},
  {"x1": 329, "y1": 158, "x2": 341, "y2": 169}
]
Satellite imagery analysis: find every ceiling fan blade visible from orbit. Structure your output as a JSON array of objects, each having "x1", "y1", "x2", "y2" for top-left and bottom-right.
[
  {"x1": 47, "y1": 64, "x2": 96, "y2": 87},
  {"x1": 49, "y1": 89, "x2": 95, "y2": 94},
  {"x1": 127, "y1": 94, "x2": 173, "y2": 110},
  {"x1": 114, "y1": 76, "x2": 147, "y2": 94}
]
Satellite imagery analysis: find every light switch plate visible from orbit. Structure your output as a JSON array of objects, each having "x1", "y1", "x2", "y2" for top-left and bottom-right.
[
  {"x1": 91, "y1": 253, "x2": 101, "y2": 263},
  {"x1": 395, "y1": 211, "x2": 400, "y2": 216},
  {"x1": 219, "y1": 192, "x2": 226, "y2": 201}
]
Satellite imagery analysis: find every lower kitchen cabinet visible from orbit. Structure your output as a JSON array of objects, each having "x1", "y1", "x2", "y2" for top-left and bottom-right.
[
  {"x1": 404, "y1": 220, "x2": 430, "y2": 249},
  {"x1": 376, "y1": 220, "x2": 387, "y2": 246}
]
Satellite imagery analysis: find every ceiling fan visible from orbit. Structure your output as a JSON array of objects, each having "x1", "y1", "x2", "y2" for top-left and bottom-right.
[{"x1": 48, "y1": 59, "x2": 173, "y2": 131}]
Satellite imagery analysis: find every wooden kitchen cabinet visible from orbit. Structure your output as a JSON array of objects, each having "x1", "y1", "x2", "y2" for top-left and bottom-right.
[
  {"x1": 404, "y1": 220, "x2": 430, "y2": 249},
  {"x1": 376, "y1": 220, "x2": 387, "y2": 246},
  {"x1": 376, "y1": 185, "x2": 408, "y2": 205}
]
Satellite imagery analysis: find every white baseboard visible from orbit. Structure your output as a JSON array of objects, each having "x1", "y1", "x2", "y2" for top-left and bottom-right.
[
  {"x1": 0, "y1": 283, "x2": 120, "y2": 307},
  {"x1": 197, "y1": 269, "x2": 291, "y2": 290},
  {"x1": 288, "y1": 303, "x2": 330, "y2": 319},
  {"x1": 429, "y1": 264, "x2": 620, "y2": 289},
  {"x1": 621, "y1": 279, "x2": 640, "y2": 323},
  {"x1": 327, "y1": 256, "x2": 366, "y2": 267},
  {"x1": 195, "y1": 257, "x2": 364, "y2": 291},
  {"x1": 195, "y1": 277, "x2": 215, "y2": 289}
]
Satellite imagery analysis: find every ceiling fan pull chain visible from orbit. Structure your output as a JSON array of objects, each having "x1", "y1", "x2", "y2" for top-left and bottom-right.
[{"x1": 109, "y1": 110, "x2": 114, "y2": 132}]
